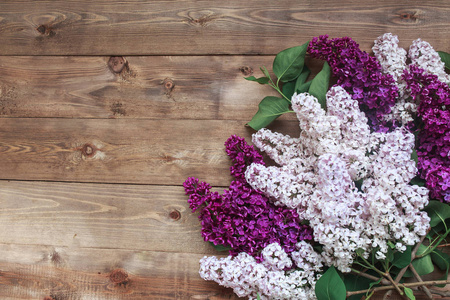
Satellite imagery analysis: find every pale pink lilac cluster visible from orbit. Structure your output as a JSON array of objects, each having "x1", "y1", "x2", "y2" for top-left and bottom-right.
[
  {"x1": 199, "y1": 241, "x2": 323, "y2": 300},
  {"x1": 245, "y1": 86, "x2": 430, "y2": 272}
]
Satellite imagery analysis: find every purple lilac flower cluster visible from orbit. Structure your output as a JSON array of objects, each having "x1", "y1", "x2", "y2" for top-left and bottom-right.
[
  {"x1": 308, "y1": 35, "x2": 399, "y2": 132},
  {"x1": 183, "y1": 135, "x2": 313, "y2": 262},
  {"x1": 403, "y1": 65, "x2": 450, "y2": 202}
]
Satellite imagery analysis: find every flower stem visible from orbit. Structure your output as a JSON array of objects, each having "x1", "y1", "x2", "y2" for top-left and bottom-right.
[
  {"x1": 347, "y1": 279, "x2": 450, "y2": 297},
  {"x1": 408, "y1": 264, "x2": 433, "y2": 299},
  {"x1": 350, "y1": 268, "x2": 390, "y2": 285}
]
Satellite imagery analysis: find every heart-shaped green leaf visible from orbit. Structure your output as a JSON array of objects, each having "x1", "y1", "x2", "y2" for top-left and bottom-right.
[
  {"x1": 247, "y1": 96, "x2": 291, "y2": 130},
  {"x1": 273, "y1": 42, "x2": 309, "y2": 82},
  {"x1": 404, "y1": 287, "x2": 415, "y2": 300},
  {"x1": 295, "y1": 65, "x2": 311, "y2": 91},
  {"x1": 392, "y1": 246, "x2": 412, "y2": 269},
  {"x1": 438, "y1": 51, "x2": 450, "y2": 70},
  {"x1": 424, "y1": 200, "x2": 450, "y2": 227},
  {"x1": 315, "y1": 266, "x2": 347, "y2": 300},
  {"x1": 308, "y1": 61, "x2": 331, "y2": 110},
  {"x1": 431, "y1": 249, "x2": 450, "y2": 287},
  {"x1": 244, "y1": 75, "x2": 270, "y2": 84}
]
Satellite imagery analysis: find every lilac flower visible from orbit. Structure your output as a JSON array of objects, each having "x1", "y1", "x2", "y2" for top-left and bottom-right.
[
  {"x1": 199, "y1": 242, "x2": 322, "y2": 300},
  {"x1": 403, "y1": 65, "x2": 450, "y2": 202},
  {"x1": 308, "y1": 35, "x2": 399, "y2": 132},
  {"x1": 183, "y1": 135, "x2": 313, "y2": 262},
  {"x1": 246, "y1": 87, "x2": 430, "y2": 271}
]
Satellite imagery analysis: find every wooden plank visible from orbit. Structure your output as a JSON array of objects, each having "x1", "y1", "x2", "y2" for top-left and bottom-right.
[
  {"x1": 0, "y1": 246, "x2": 239, "y2": 299},
  {"x1": 0, "y1": 244, "x2": 444, "y2": 300},
  {"x1": 0, "y1": 118, "x2": 299, "y2": 186},
  {"x1": 0, "y1": 180, "x2": 223, "y2": 254},
  {"x1": 0, "y1": 1, "x2": 448, "y2": 55},
  {"x1": 0, "y1": 56, "x2": 284, "y2": 120}
]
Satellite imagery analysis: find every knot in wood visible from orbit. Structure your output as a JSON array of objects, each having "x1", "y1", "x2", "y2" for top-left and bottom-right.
[
  {"x1": 163, "y1": 78, "x2": 175, "y2": 91},
  {"x1": 108, "y1": 56, "x2": 127, "y2": 74},
  {"x1": 36, "y1": 24, "x2": 56, "y2": 36},
  {"x1": 169, "y1": 210, "x2": 181, "y2": 220},
  {"x1": 81, "y1": 143, "x2": 96, "y2": 157},
  {"x1": 36, "y1": 25, "x2": 47, "y2": 34},
  {"x1": 400, "y1": 13, "x2": 416, "y2": 20},
  {"x1": 394, "y1": 9, "x2": 420, "y2": 23},
  {"x1": 110, "y1": 269, "x2": 129, "y2": 284},
  {"x1": 240, "y1": 66, "x2": 253, "y2": 76}
]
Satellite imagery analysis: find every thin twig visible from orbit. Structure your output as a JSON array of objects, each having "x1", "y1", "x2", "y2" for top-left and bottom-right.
[
  {"x1": 384, "y1": 272, "x2": 404, "y2": 297},
  {"x1": 347, "y1": 279, "x2": 450, "y2": 297},
  {"x1": 408, "y1": 264, "x2": 433, "y2": 299},
  {"x1": 428, "y1": 288, "x2": 450, "y2": 297},
  {"x1": 350, "y1": 269, "x2": 390, "y2": 285},
  {"x1": 382, "y1": 234, "x2": 428, "y2": 299}
]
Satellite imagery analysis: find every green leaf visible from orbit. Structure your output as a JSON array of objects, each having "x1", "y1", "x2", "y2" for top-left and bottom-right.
[
  {"x1": 404, "y1": 287, "x2": 415, "y2": 300},
  {"x1": 411, "y1": 148, "x2": 418, "y2": 166},
  {"x1": 392, "y1": 246, "x2": 412, "y2": 269},
  {"x1": 315, "y1": 266, "x2": 347, "y2": 300},
  {"x1": 257, "y1": 293, "x2": 261, "y2": 300},
  {"x1": 282, "y1": 80, "x2": 296, "y2": 100},
  {"x1": 343, "y1": 273, "x2": 373, "y2": 300},
  {"x1": 260, "y1": 66, "x2": 271, "y2": 78},
  {"x1": 438, "y1": 51, "x2": 450, "y2": 70},
  {"x1": 367, "y1": 278, "x2": 382, "y2": 296},
  {"x1": 308, "y1": 61, "x2": 331, "y2": 110},
  {"x1": 386, "y1": 246, "x2": 395, "y2": 263},
  {"x1": 273, "y1": 42, "x2": 309, "y2": 83},
  {"x1": 431, "y1": 249, "x2": 450, "y2": 287},
  {"x1": 424, "y1": 200, "x2": 450, "y2": 227},
  {"x1": 209, "y1": 242, "x2": 231, "y2": 252},
  {"x1": 244, "y1": 76, "x2": 270, "y2": 84},
  {"x1": 409, "y1": 176, "x2": 425, "y2": 187},
  {"x1": 297, "y1": 80, "x2": 312, "y2": 93},
  {"x1": 294, "y1": 65, "x2": 311, "y2": 91},
  {"x1": 403, "y1": 245, "x2": 434, "y2": 277},
  {"x1": 247, "y1": 96, "x2": 291, "y2": 130}
]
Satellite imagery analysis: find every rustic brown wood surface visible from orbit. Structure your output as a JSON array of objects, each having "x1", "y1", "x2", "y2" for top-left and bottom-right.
[{"x1": 0, "y1": 0, "x2": 449, "y2": 299}]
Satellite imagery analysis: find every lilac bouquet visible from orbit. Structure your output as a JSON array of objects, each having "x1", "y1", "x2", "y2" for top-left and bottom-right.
[{"x1": 184, "y1": 34, "x2": 450, "y2": 299}]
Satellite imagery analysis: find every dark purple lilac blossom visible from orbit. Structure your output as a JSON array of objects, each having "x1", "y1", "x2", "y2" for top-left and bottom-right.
[
  {"x1": 308, "y1": 35, "x2": 399, "y2": 132},
  {"x1": 403, "y1": 65, "x2": 450, "y2": 202},
  {"x1": 183, "y1": 135, "x2": 313, "y2": 262}
]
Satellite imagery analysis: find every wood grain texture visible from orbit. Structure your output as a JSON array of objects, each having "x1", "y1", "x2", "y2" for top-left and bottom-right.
[
  {"x1": 0, "y1": 250, "x2": 240, "y2": 300},
  {"x1": 0, "y1": 0, "x2": 449, "y2": 55},
  {"x1": 0, "y1": 118, "x2": 299, "y2": 186},
  {"x1": 0, "y1": 180, "x2": 218, "y2": 253},
  {"x1": 1, "y1": 0, "x2": 449, "y2": 299},
  {"x1": 0, "y1": 56, "x2": 282, "y2": 119}
]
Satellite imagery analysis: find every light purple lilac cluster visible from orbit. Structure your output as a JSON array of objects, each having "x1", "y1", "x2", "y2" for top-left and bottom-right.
[
  {"x1": 183, "y1": 135, "x2": 313, "y2": 262},
  {"x1": 199, "y1": 241, "x2": 323, "y2": 300},
  {"x1": 245, "y1": 86, "x2": 430, "y2": 272},
  {"x1": 308, "y1": 35, "x2": 399, "y2": 132},
  {"x1": 372, "y1": 33, "x2": 450, "y2": 202}
]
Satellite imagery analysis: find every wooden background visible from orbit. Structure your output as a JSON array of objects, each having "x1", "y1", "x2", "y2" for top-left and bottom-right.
[{"x1": 0, "y1": 1, "x2": 449, "y2": 299}]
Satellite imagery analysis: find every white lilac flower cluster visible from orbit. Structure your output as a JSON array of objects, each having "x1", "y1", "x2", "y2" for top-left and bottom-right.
[
  {"x1": 372, "y1": 33, "x2": 450, "y2": 125},
  {"x1": 199, "y1": 241, "x2": 323, "y2": 300},
  {"x1": 245, "y1": 86, "x2": 430, "y2": 272}
]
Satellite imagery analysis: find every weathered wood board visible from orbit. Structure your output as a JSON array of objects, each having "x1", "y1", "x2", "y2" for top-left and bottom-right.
[
  {"x1": 0, "y1": 0, "x2": 449, "y2": 299},
  {"x1": 0, "y1": 1, "x2": 449, "y2": 55}
]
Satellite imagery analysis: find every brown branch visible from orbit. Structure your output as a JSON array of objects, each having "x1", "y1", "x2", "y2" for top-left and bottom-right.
[
  {"x1": 408, "y1": 264, "x2": 433, "y2": 299},
  {"x1": 347, "y1": 279, "x2": 450, "y2": 297},
  {"x1": 350, "y1": 269, "x2": 390, "y2": 285},
  {"x1": 382, "y1": 234, "x2": 428, "y2": 300}
]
